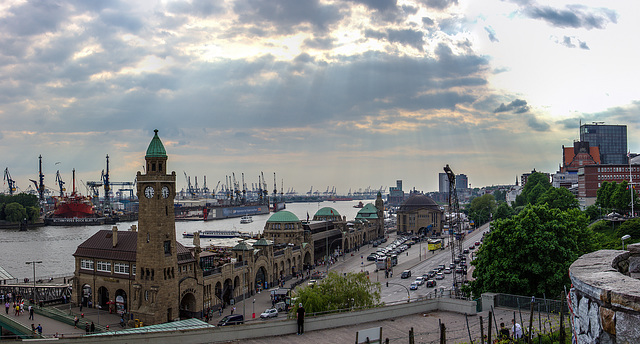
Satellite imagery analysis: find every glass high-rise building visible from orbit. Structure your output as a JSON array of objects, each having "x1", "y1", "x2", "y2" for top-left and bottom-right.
[{"x1": 580, "y1": 123, "x2": 627, "y2": 164}]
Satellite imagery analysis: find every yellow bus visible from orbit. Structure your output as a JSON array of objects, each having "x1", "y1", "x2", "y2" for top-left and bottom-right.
[{"x1": 427, "y1": 239, "x2": 442, "y2": 251}]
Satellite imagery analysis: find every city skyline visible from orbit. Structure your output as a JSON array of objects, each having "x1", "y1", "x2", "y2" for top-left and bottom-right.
[{"x1": 1, "y1": 0, "x2": 639, "y2": 194}]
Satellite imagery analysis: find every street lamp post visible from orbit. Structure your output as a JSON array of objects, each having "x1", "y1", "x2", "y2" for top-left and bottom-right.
[
  {"x1": 386, "y1": 282, "x2": 410, "y2": 303},
  {"x1": 25, "y1": 261, "x2": 42, "y2": 305},
  {"x1": 622, "y1": 234, "x2": 631, "y2": 250}
]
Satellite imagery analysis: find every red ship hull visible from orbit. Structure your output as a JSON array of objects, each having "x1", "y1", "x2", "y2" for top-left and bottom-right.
[{"x1": 51, "y1": 195, "x2": 95, "y2": 218}]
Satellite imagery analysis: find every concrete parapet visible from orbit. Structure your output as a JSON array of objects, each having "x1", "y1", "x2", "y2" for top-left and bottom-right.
[
  {"x1": 568, "y1": 245, "x2": 640, "y2": 344},
  {"x1": 35, "y1": 297, "x2": 477, "y2": 343}
]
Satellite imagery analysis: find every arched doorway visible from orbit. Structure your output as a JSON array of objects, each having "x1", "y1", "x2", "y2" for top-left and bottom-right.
[
  {"x1": 97, "y1": 286, "x2": 109, "y2": 310},
  {"x1": 81, "y1": 284, "x2": 92, "y2": 307},
  {"x1": 222, "y1": 279, "x2": 233, "y2": 305},
  {"x1": 180, "y1": 293, "x2": 198, "y2": 319},
  {"x1": 255, "y1": 267, "x2": 267, "y2": 291},
  {"x1": 115, "y1": 289, "x2": 127, "y2": 315},
  {"x1": 215, "y1": 282, "x2": 222, "y2": 306}
]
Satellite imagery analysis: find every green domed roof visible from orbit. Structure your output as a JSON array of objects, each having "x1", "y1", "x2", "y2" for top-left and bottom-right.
[
  {"x1": 267, "y1": 210, "x2": 301, "y2": 223},
  {"x1": 146, "y1": 129, "x2": 167, "y2": 158},
  {"x1": 356, "y1": 203, "x2": 379, "y2": 219},
  {"x1": 253, "y1": 238, "x2": 272, "y2": 246},
  {"x1": 315, "y1": 207, "x2": 340, "y2": 217},
  {"x1": 232, "y1": 241, "x2": 253, "y2": 251}
]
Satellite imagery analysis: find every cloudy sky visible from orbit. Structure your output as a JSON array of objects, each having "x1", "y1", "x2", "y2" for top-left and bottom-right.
[{"x1": 1, "y1": 0, "x2": 638, "y2": 197}]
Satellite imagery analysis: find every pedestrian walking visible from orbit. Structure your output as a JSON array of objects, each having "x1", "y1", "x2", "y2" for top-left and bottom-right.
[
  {"x1": 5, "y1": 301, "x2": 9, "y2": 314},
  {"x1": 36, "y1": 324, "x2": 42, "y2": 335},
  {"x1": 85, "y1": 322, "x2": 90, "y2": 334},
  {"x1": 90, "y1": 321, "x2": 95, "y2": 333},
  {"x1": 29, "y1": 305, "x2": 34, "y2": 320},
  {"x1": 74, "y1": 316, "x2": 79, "y2": 328},
  {"x1": 511, "y1": 319, "x2": 523, "y2": 339},
  {"x1": 15, "y1": 304, "x2": 20, "y2": 316},
  {"x1": 296, "y1": 303, "x2": 305, "y2": 335}
]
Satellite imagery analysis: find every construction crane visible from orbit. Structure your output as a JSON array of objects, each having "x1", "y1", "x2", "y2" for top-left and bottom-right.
[
  {"x1": 29, "y1": 155, "x2": 46, "y2": 203},
  {"x1": 3, "y1": 168, "x2": 17, "y2": 195},
  {"x1": 55, "y1": 170, "x2": 66, "y2": 197},
  {"x1": 444, "y1": 164, "x2": 465, "y2": 297}
]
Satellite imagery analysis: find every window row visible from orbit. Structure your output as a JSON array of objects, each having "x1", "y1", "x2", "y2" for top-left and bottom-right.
[{"x1": 80, "y1": 259, "x2": 135, "y2": 275}]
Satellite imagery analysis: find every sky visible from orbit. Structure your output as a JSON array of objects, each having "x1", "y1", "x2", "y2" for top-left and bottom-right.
[{"x1": 1, "y1": 0, "x2": 639, "y2": 197}]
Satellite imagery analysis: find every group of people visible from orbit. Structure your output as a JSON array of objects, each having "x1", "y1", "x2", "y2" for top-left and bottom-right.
[{"x1": 498, "y1": 319, "x2": 524, "y2": 341}]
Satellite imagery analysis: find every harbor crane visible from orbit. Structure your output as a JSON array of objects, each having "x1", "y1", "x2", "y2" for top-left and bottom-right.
[
  {"x1": 55, "y1": 170, "x2": 66, "y2": 197},
  {"x1": 3, "y1": 168, "x2": 17, "y2": 195},
  {"x1": 444, "y1": 164, "x2": 465, "y2": 297}
]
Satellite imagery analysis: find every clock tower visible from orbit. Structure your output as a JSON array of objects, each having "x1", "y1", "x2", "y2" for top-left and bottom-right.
[{"x1": 131, "y1": 129, "x2": 179, "y2": 324}]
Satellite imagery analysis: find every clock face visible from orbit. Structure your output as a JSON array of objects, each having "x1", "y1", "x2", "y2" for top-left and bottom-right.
[
  {"x1": 162, "y1": 186, "x2": 170, "y2": 198},
  {"x1": 144, "y1": 186, "x2": 154, "y2": 198}
]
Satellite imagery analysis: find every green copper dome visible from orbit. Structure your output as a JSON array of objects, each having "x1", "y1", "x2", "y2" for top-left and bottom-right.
[
  {"x1": 267, "y1": 210, "x2": 301, "y2": 223},
  {"x1": 146, "y1": 129, "x2": 167, "y2": 158},
  {"x1": 315, "y1": 207, "x2": 340, "y2": 217}
]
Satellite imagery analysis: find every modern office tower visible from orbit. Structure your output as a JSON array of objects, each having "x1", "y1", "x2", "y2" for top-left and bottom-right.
[
  {"x1": 580, "y1": 123, "x2": 627, "y2": 164},
  {"x1": 439, "y1": 173, "x2": 449, "y2": 194},
  {"x1": 456, "y1": 174, "x2": 468, "y2": 190}
]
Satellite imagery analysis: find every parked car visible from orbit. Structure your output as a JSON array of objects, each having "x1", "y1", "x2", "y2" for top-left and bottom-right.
[
  {"x1": 475, "y1": 241, "x2": 481, "y2": 246},
  {"x1": 260, "y1": 308, "x2": 278, "y2": 319},
  {"x1": 401, "y1": 270, "x2": 412, "y2": 279},
  {"x1": 218, "y1": 314, "x2": 244, "y2": 326},
  {"x1": 426, "y1": 279, "x2": 436, "y2": 287}
]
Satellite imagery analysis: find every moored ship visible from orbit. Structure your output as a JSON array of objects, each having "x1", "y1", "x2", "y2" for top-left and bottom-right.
[
  {"x1": 182, "y1": 230, "x2": 243, "y2": 238},
  {"x1": 44, "y1": 169, "x2": 105, "y2": 226}
]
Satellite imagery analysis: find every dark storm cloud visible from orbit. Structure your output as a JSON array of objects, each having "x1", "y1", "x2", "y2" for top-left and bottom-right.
[
  {"x1": 0, "y1": 1, "x2": 70, "y2": 37},
  {"x1": 348, "y1": 0, "x2": 398, "y2": 12},
  {"x1": 526, "y1": 115, "x2": 550, "y2": 132},
  {"x1": 233, "y1": 0, "x2": 342, "y2": 34},
  {"x1": 401, "y1": 5, "x2": 418, "y2": 15},
  {"x1": 166, "y1": 0, "x2": 226, "y2": 18},
  {"x1": 484, "y1": 26, "x2": 499, "y2": 42},
  {"x1": 422, "y1": 17, "x2": 435, "y2": 27},
  {"x1": 387, "y1": 29, "x2": 425, "y2": 51},
  {"x1": 303, "y1": 36, "x2": 336, "y2": 50},
  {"x1": 494, "y1": 99, "x2": 529, "y2": 114},
  {"x1": 364, "y1": 28, "x2": 425, "y2": 51},
  {"x1": 422, "y1": 0, "x2": 458, "y2": 11},
  {"x1": 525, "y1": 5, "x2": 617, "y2": 30}
]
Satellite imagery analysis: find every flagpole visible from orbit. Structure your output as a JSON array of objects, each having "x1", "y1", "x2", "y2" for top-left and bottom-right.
[{"x1": 630, "y1": 152, "x2": 634, "y2": 217}]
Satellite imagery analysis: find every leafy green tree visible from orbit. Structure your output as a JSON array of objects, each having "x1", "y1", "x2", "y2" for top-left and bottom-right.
[
  {"x1": 291, "y1": 272, "x2": 381, "y2": 314},
  {"x1": 493, "y1": 189, "x2": 507, "y2": 202},
  {"x1": 4, "y1": 202, "x2": 27, "y2": 223},
  {"x1": 470, "y1": 204, "x2": 594, "y2": 298},
  {"x1": 493, "y1": 202, "x2": 513, "y2": 221},
  {"x1": 536, "y1": 187, "x2": 579, "y2": 211},
  {"x1": 584, "y1": 205, "x2": 602, "y2": 222},
  {"x1": 514, "y1": 172, "x2": 551, "y2": 207},
  {"x1": 468, "y1": 194, "x2": 496, "y2": 226},
  {"x1": 615, "y1": 218, "x2": 640, "y2": 242},
  {"x1": 596, "y1": 181, "x2": 616, "y2": 210}
]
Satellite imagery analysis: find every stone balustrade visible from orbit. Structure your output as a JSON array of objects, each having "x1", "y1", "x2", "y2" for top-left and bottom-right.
[{"x1": 568, "y1": 243, "x2": 640, "y2": 344}]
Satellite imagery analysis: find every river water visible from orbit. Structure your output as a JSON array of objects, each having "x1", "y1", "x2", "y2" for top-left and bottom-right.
[{"x1": 0, "y1": 200, "x2": 370, "y2": 280}]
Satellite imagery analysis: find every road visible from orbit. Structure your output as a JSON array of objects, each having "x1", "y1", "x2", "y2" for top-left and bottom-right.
[{"x1": 329, "y1": 222, "x2": 491, "y2": 304}]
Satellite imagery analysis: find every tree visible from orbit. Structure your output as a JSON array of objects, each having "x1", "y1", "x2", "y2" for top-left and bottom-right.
[
  {"x1": 470, "y1": 204, "x2": 594, "y2": 298},
  {"x1": 584, "y1": 204, "x2": 601, "y2": 222},
  {"x1": 493, "y1": 189, "x2": 507, "y2": 202},
  {"x1": 4, "y1": 202, "x2": 27, "y2": 223},
  {"x1": 493, "y1": 202, "x2": 513, "y2": 221},
  {"x1": 468, "y1": 194, "x2": 496, "y2": 226},
  {"x1": 615, "y1": 218, "x2": 640, "y2": 242},
  {"x1": 514, "y1": 172, "x2": 551, "y2": 207},
  {"x1": 596, "y1": 181, "x2": 616, "y2": 210},
  {"x1": 536, "y1": 187, "x2": 579, "y2": 211},
  {"x1": 291, "y1": 272, "x2": 382, "y2": 314}
]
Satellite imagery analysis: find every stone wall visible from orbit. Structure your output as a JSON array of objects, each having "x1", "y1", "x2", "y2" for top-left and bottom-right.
[{"x1": 568, "y1": 244, "x2": 640, "y2": 344}]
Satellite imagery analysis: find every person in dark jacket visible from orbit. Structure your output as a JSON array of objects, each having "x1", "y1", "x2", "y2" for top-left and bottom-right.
[{"x1": 296, "y1": 303, "x2": 305, "y2": 335}]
